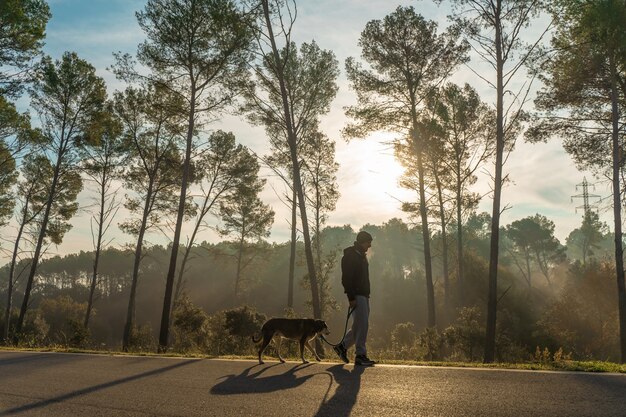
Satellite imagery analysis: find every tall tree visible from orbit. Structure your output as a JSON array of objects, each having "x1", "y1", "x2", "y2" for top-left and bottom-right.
[
  {"x1": 301, "y1": 128, "x2": 339, "y2": 318},
  {"x1": 173, "y1": 130, "x2": 258, "y2": 308},
  {"x1": 426, "y1": 136, "x2": 455, "y2": 319},
  {"x1": 14, "y1": 52, "x2": 104, "y2": 340},
  {"x1": 217, "y1": 155, "x2": 274, "y2": 301},
  {"x1": 396, "y1": 110, "x2": 454, "y2": 318},
  {"x1": 301, "y1": 129, "x2": 339, "y2": 275},
  {"x1": 3, "y1": 153, "x2": 48, "y2": 341},
  {"x1": 344, "y1": 6, "x2": 468, "y2": 328},
  {"x1": 566, "y1": 212, "x2": 608, "y2": 265},
  {"x1": 114, "y1": 0, "x2": 255, "y2": 351},
  {"x1": 114, "y1": 86, "x2": 185, "y2": 351},
  {"x1": 505, "y1": 214, "x2": 566, "y2": 289},
  {"x1": 79, "y1": 105, "x2": 126, "y2": 328},
  {"x1": 429, "y1": 83, "x2": 495, "y2": 302},
  {"x1": 530, "y1": 0, "x2": 626, "y2": 362},
  {"x1": 438, "y1": 0, "x2": 547, "y2": 362},
  {"x1": 242, "y1": 3, "x2": 340, "y2": 322}
]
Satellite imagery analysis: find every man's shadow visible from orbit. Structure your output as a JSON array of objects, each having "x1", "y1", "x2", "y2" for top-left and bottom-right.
[
  {"x1": 314, "y1": 365, "x2": 365, "y2": 417},
  {"x1": 211, "y1": 362, "x2": 318, "y2": 395}
]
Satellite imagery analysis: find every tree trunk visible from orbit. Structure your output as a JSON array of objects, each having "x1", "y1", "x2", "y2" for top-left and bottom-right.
[
  {"x1": 417, "y1": 147, "x2": 436, "y2": 328},
  {"x1": 173, "y1": 199, "x2": 208, "y2": 312},
  {"x1": 261, "y1": 0, "x2": 321, "y2": 320},
  {"x1": 14, "y1": 145, "x2": 64, "y2": 341},
  {"x1": 122, "y1": 180, "x2": 154, "y2": 351},
  {"x1": 159, "y1": 89, "x2": 196, "y2": 352},
  {"x1": 610, "y1": 55, "x2": 626, "y2": 363},
  {"x1": 484, "y1": 0, "x2": 503, "y2": 364},
  {"x1": 85, "y1": 175, "x2": 107, "y2": 328},
  {"x1": 234, "y1": 229, "x2": 245, "y2": 303},
  {"x1": 456, "y1": 177, "x2": 464, "y2": 307},
  {"x1": 435, "y1": 171, "x2": 450, "y2": 323},
  {"x1": 288, "y1": 186, "x2": 296, "y2": 308},
  {"x1": 525, "y1": 250, "x2": 532, "y2": 289},
  {"x1": 3, "y1": 203, "x2": 29, "y2": 342}
]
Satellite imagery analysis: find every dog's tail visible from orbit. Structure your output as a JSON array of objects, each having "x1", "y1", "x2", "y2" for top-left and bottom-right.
[{"x1": 252, "y1": 333, "x2": 261, "y2": 344}]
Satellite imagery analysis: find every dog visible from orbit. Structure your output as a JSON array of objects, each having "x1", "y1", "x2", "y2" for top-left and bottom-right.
[{"x1": 252, "y1": 318, "x2": 330, "y2": 364}]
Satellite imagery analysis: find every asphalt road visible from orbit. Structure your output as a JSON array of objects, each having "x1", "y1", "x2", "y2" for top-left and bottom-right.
[{"x1": 0, "y1": 351, "x2": 624, "y2": 416}]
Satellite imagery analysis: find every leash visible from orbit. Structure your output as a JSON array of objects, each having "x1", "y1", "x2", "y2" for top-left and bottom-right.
[{"x1": 319, "y1": 306, "x2": 355, "y2": 348}]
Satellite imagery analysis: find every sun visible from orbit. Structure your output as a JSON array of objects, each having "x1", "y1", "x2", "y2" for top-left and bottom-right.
[{"x1": 333, "y1": 131, "x2": 414, "y2": 225}]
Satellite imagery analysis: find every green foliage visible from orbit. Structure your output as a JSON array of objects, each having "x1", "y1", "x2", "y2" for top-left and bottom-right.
[
  {"x1": 218, "y1": 153, "x2": 274, "y2": 243},
  {"x1": 0, "y1": 0, "x2": 51, "y2": 96},
  {"x1": 114, "y1": 86, "x2": 186, "y2": 237},
  {"x1": 504, "y1": 214, "x2": 567, "y2": 287},
  {"x1": 172, "y1": 296, "x2": 211, "y2": 353},
  {"x1": 390, "y1": 322, "x2": 419, "y2": 358},
  {"x1": 128, "y1": 324, "x2": 157, "y2": 352},
  {"x1": 242, "y1": 40, "x2": 339, "y2": 145},
  {"x1": 536, "y1": 261, "x2": 620, "y2": 361},
  {"x1": 418, "y1": 327, "x2": 445, "y2": 361},
  {"x1": 531, "y1": 0, "x2": 626, "y2": 172},
  {"x1": 566, "y1": 212, "x2": 611, "y2": 264},
  {"x1": 344, "y1": 5, "x2": 468, "y2": 138},
  {"x1": 205, "y1": 306, "x2": 264, "y2": 356},
  {"x1": 38, "y1": 295, "x2": 88, "y2": 347},
  {"x1": 119, "y1": 0, "x2": 254, "y2": 118},
  {"x1": 18, "y1": 310, "x2": 49, "y2": 347},
  {"x1": 223, "y1": 305, "x2": 265, "y2": 339},
  {"x1": 444, "y1": 307, "x2": 485, "y2": 361}
]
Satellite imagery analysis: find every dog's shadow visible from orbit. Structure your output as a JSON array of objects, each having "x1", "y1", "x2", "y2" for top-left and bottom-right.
[{"x1": 211, "y1": 362, "x2": 318, "y2": 395}]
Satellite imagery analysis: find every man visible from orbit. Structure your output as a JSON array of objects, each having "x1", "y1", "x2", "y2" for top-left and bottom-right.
[{"x1": 333, "y1": 230, "x2": 376, "y2": 366}]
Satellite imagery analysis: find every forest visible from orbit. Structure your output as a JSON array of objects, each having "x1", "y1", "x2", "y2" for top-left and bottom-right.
[{"x1": 0, "y1": 0, "x2": 625, "y2": 364}]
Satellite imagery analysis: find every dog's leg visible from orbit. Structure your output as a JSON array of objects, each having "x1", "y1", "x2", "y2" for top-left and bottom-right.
[
  {"x1": 305, "y1": 340, "x2": 322, "y2": 361},
  {"x1": 276, "y1": 337, "x2": 285, "y2": 363},
  {"x1": 258, "y1": 333, "x2": 273, "y2": 365},
  {"x1": 299, "y1": 337, "x2": 309, "y2": 364}
]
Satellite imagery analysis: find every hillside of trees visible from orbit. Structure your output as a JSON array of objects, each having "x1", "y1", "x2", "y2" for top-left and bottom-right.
[
  {"x1": 1, "y1": 214, "x2": 621, "y2": 362},
  {"x1": 1, "y1": 0, "x2": 625, "y2": 363}
]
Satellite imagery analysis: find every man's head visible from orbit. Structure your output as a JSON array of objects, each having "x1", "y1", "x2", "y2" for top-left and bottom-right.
[{"x1": 355, "y1": 230, "x2": 373, "y2": 253}]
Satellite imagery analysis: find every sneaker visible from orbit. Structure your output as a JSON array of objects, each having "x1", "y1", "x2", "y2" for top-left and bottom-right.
[
  {"x1": 355, "y1": 355, "x2": 376, "y2": 366},
  {"x1": 333, "y1": 343, "x2": 349, "y2": 364}
]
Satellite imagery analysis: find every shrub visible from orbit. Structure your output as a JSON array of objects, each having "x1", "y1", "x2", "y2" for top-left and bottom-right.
[
  {"x1": 444, "y1": 306, "x2": 484, "y2": 361},
  {"x1": 418, "y1": 327, "x2": 444, "y2": 361},
  {"x1": 38, "y1": 295, "x2": 88, "y2": 346},
  {"x1": 389, "y1": 322, "x2": 420, "y2": 359},
  {"x1": 128, "y1": 324, "x2": 157, "y2": 352},
  {"x1": 172, "y1": 296, "x2": 211, "y2": 353}
]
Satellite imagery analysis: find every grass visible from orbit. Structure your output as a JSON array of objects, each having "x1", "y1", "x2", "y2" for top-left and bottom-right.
[{"x1": 1, "y1": 346, "x2": 624, "y2": 373}]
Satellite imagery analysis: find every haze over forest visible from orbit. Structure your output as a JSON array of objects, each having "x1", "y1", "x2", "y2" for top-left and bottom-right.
[{"x1": 1, "y1": 0, "x2": 625, "y2": 364}]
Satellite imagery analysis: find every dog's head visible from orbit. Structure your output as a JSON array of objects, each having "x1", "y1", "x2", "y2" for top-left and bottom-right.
[{"x1": 314, "y1": 319, "x2": 330, "y2": 336}]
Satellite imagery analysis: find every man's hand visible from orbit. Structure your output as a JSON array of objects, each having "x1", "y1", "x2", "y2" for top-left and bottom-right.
[{"x1": 349, "y1": 299, "x2": 357, "y2": 309}]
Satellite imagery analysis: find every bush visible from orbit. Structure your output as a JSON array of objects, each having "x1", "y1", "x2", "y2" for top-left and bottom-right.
[
  {"x1": 444, "y1": 306, "x2": 484, "y2": 361},
  {"x1": 172, "y1": 297, "x2": 210, "y2": 353},
  {"x1": 223, "y1": 305, "x2": 265, "y2": 354},
  {"x1": 418, "y1": 327, "x2": 444, "y2": 361},
  {"x1": 19, "y1": 310, "x2": 50, "y2": 347},
  {"x1": 38, "y1": 295, "x2": 89, "y2": 347},
  {"x1": 128, "y1": 324, "x2": 157, "y2": 352},
  {"x1": 389, "y1": 322, "x2": 420, "y2": 359}
]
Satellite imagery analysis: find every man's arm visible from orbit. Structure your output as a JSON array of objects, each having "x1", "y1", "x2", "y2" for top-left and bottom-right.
[{"x1": 341, "y1": 251, "x2": 357, "y2": 303}]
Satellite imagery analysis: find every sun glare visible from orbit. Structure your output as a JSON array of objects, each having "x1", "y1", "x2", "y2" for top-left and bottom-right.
[{"x1": 334, "y1": 131, "x2": 413, "y2": 225}]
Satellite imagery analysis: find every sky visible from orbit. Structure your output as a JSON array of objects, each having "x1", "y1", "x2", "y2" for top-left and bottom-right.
[{"x1": 4, "y1": 0, "x2": 612, "y2": 260}]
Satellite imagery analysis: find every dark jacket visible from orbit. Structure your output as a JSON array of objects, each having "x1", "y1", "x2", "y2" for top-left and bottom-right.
[{"x1": 341, "y1": 244, "x2": 370, "y2": 301}]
